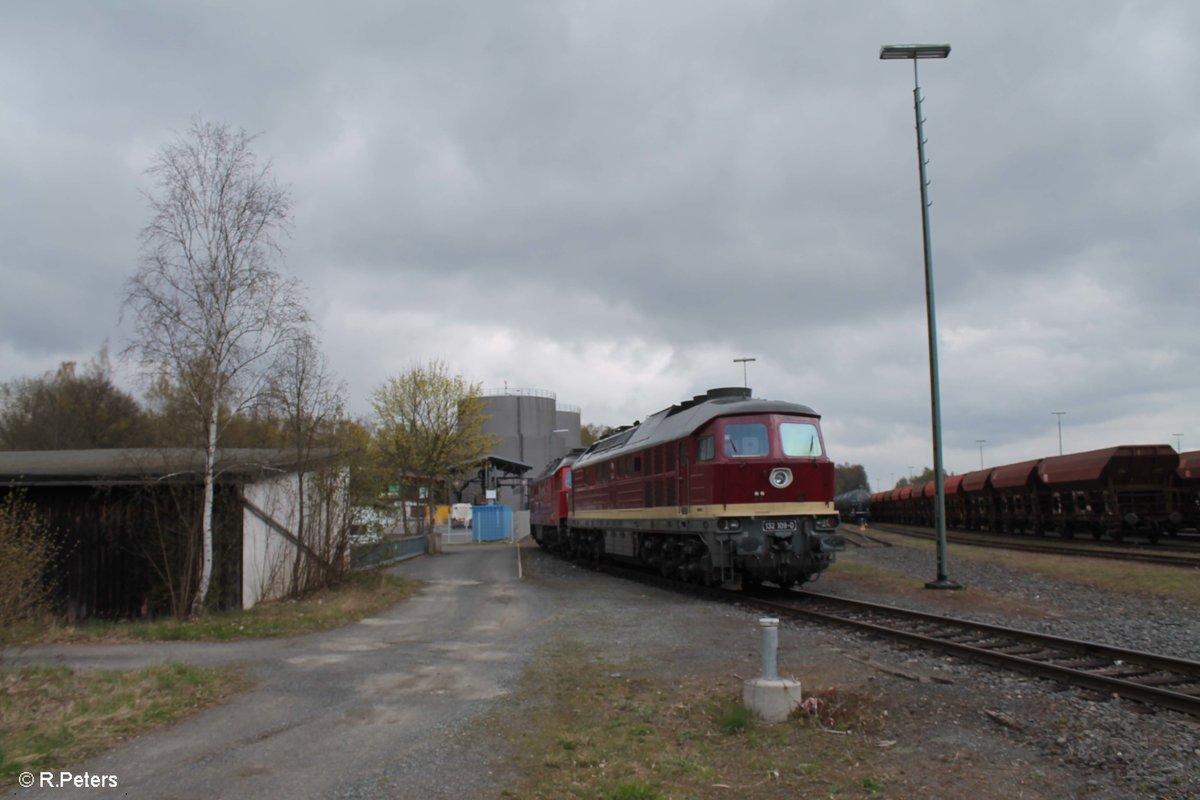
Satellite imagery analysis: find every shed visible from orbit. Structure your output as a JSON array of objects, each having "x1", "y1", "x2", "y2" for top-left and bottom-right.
[{"x1": 0, "y1": 448, "x2": 348, "y2": 618}]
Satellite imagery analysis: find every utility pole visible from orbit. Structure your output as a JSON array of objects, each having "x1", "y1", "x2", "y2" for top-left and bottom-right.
[{"x1": 1052, "y1": 412, "x2": 1066, "y2": 455}]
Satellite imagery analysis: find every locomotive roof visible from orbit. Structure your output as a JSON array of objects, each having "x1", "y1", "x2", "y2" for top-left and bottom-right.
[
  {"x1": 574, "y1": 388, "x2": 819, "y2": 468},
  {"x1": 532, "y1": 449, "x2": 583, "y2": 483}
]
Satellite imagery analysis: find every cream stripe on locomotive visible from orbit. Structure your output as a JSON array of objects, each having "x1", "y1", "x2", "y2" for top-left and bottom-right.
[{"x1": 570, "y1": 501, "x2": 836, "y2": 522}]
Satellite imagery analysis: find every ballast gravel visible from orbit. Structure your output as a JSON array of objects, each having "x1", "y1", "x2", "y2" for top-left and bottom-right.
[{"x1": 516, "y1": 539, "x2": 1200, "y2": 799}]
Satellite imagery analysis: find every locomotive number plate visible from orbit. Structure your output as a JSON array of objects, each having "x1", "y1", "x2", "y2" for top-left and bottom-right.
[{"x1": 763, "y1": 520, "x2": 797, "y2": 532}]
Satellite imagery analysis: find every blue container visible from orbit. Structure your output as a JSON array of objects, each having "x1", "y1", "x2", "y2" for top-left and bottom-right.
[{"x1": 472, "y1": 505, "x2": 513, "y2": 542}]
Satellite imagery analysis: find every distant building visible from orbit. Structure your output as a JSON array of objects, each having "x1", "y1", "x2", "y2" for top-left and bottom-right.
[{"x1": 474, "y1": 389, "x2": 582, "y2": 508}]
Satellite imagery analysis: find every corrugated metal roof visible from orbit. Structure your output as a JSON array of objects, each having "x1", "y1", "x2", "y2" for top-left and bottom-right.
[
  {"x1": 990, "y1": 459, "x2": 1043, "y2": 490},
  {"x1": 960, "y1": 467, "x2": 993, "y2": 492},
  {"x1": 0, "y1": 448, "x2": 335, "y2": 486},
  {"x1": 1038, "y1": 445, "x2": 1177, "y2": 485}
]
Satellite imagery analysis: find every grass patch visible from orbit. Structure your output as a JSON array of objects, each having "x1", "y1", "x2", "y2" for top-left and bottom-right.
[
  {"x1": 497, "y1": 638, "x2": 897, "y2": 799},
  {"x1": 0, "y1": 662, "x2": 246, "y2": 785},
  {"x1": 8, "y1": 570, "x2": 421, "y2": 645}
]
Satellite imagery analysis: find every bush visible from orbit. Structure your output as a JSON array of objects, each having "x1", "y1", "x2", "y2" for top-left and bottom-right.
[{"x1": 0, "y1": 492, "x2": 60, "y2": 630}]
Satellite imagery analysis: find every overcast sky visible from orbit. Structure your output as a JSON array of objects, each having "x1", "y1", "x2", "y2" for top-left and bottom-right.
[{"x1": 3, "y1": 1, "x2": 1197, "y2": 489}]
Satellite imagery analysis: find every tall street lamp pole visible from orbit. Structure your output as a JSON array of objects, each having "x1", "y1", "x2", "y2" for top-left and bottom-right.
[
  {"x1": 734, "y1": 357, "x2": 756, "y2": 388},
  {"x1": 976, "y1": 439, "x2": 986, "y2": 469},
  {"x1": 881, "y1": 43, "x2": 959, "y2": 590},
  {"x1": 1052, "y1": 412, "x2": 1066, "y2": 455},
  {"x1": 1173, "y1": 433, "x2": 1183, "y2": 452}
]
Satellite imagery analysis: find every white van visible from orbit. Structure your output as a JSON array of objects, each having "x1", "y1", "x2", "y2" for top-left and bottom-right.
[{"x1": 450, "y1": 503, "x2": 473, "y2": 529}]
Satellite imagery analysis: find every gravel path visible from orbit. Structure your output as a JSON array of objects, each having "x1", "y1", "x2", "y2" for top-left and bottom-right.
[
  {"x1": 7, "y1": 537, "x2": 1200, "y2": 799},
  {"x1": 8, "y1": 543, "x2": 555, "y2": 800}
]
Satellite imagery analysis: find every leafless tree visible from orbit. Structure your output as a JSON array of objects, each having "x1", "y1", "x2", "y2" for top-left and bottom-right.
[
  {"x1": 267, "y1": 333, "x2": 353, "y2": 594},
  {"x1": 124, "y1": 119, "x2": 310, "y2": 615}
]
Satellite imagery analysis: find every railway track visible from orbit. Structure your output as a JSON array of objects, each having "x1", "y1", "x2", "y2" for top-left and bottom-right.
[
  {"x1": 870, "y1": 522, "x2": 1200, "y2": 568},
  {"x1": 591, "y1": 560, "x2": 1200, "y2": 718},
  {"x1": 754, "y1": 590, "x2": 1200, "y2": 718}
]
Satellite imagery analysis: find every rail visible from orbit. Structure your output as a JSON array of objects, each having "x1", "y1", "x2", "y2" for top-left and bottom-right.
[
  {"x1": 871, "y1": 522, "x2": 1200, "y2": 568},
  {"x1": 583, "y1": 558, "x2": 1200, "y2": 718},
  {"x1": 773, "y1": 591, "x2": 1200, "y2": 718}
]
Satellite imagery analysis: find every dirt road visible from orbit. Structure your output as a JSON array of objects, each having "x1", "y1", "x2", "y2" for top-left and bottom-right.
[{"x1": 10, "y1": 543, "x2": 550, "y2": 799}]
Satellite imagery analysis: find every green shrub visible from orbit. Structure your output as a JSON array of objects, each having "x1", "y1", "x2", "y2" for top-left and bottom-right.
[{"x1": 609, "y1": 781, "x2": 664, "y2": 800}]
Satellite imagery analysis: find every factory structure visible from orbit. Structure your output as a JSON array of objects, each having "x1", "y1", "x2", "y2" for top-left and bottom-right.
[{"x1": 473, "y1": 388, "x2": 582, "y2": 509}]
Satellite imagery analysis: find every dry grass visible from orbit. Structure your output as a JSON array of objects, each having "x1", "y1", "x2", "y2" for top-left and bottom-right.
[
  {"x1": 498, "y1": 639, "x2": 899, "y2": 800},
  {"x1": 0, "y1": 663, "x2": 246, "y2": 785},
  {"x1": 11, "y1": 571, "x2": 421, "y2": 645},
  {"x1": 864, "y1": 531, "x2": 1200, "y2": 605},
  {"x1": 826, "y1": 558, "x2": 1062, "y2": 619}
]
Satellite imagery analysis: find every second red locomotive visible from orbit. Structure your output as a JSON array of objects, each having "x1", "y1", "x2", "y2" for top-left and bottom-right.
[{"x1": 529, "y1": 387, "x2": 844, "y2": 588}]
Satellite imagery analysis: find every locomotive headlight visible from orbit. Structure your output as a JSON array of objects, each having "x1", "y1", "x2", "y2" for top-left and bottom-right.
[{"x1": 768, "y1": 468, "x2": 793, "y2": 489}]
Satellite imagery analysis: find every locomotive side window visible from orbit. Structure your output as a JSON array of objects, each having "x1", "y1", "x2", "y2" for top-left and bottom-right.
[
  {"x1": 697, "y1": 436, "x2": 715, "y2": 462},
  {"x1": 781, "y1": 422, "x2": 823, "y2": 457},
  {"x1": 724, "y1": 423, "x2": 769, "y2": 457}
]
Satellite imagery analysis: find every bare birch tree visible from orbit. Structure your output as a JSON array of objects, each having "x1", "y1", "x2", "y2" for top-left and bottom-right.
[{"x1": 124, "y1": 119, "x2": 310, "y2": 615}]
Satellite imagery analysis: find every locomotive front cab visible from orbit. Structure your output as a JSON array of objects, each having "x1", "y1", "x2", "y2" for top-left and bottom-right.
[{"x1": 689, "y1": 413, "x2": 844, "y2": 588}]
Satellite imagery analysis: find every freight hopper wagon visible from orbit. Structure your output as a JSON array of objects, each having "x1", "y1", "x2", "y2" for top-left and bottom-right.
[
  {"x1": 872, "y1": 445, "x2": 1183, "y2": 542},
  {"x1": 530, "y1": 387, "x2": 845, "y2": 589},
  {"x1": 1177, "y1": 451, "x2": 1200, "y2": 532},
  {"x1": 1037, "y1": 445, "x2": 1181, "y2": 540}
]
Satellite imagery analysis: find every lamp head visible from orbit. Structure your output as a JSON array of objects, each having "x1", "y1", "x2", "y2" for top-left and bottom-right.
[{"x1": 880, "y1": 44, "x2": 951, "y2": 60}]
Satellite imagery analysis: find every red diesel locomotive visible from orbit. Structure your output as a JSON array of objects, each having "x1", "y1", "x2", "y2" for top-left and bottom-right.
[{"x1": 529, "y1": 387, "x2": 845, "y2": 588}]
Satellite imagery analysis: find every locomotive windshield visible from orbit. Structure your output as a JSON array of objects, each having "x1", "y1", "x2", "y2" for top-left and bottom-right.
[
  {"x1": 724, "y1": 423, "x2": 769, "y2": 457},
  {"x1": 781, "y1": 422, "x2": 823, "y2": 456}
]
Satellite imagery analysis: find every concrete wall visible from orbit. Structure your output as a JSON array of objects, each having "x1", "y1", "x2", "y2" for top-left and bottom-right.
[{"x1": 241, "y1": 466, "x2": 349, "y2": 609}]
